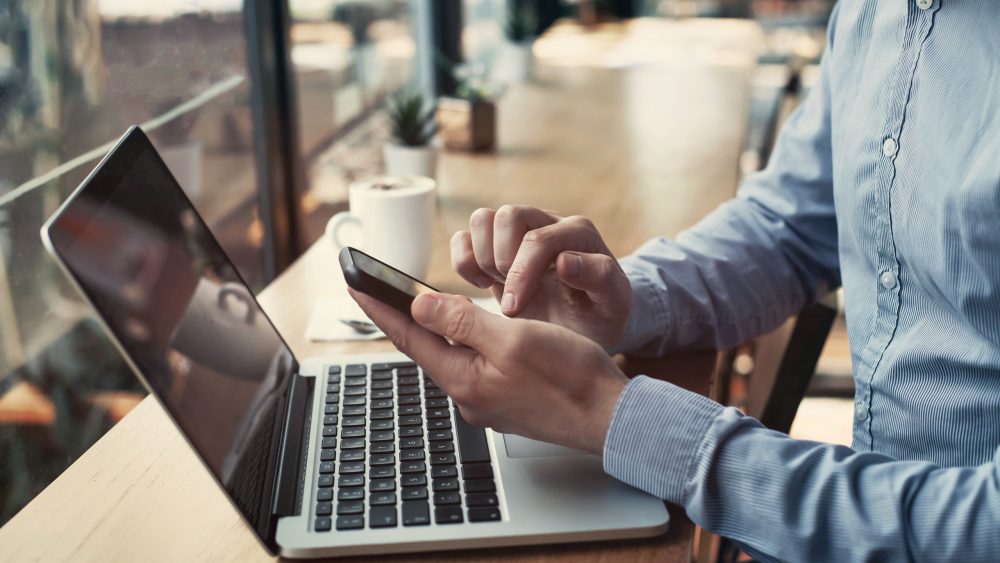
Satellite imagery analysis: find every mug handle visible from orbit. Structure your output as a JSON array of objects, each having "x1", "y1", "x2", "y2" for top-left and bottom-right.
[
  {"x1": 217, "y1": 282, "x2": 256, "y2": 324},
  {"x1": 326, "y1": 211, "x2": 362, "y2": 250}
]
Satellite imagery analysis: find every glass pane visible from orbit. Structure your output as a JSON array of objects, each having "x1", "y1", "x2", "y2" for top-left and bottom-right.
[
  {"x1": 288, "y1": 0, "x2": 419, "y2": 242},
  {"x1": 0, "y1": 0, "x2": 266, "y2": 526}
]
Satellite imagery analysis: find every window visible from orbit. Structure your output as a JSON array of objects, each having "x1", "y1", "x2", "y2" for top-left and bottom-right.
[{"x1": 0, "y1": 0, "x2": 267, "y2": 526}]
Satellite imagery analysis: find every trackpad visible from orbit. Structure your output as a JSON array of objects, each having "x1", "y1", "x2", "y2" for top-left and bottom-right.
[{"x1": 503, "y1": 434, "x2": 589, "y2": 458}]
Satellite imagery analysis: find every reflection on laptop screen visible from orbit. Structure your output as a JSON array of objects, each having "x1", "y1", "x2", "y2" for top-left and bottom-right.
[{"x1": 46, "y1": 132, "x2": 294, "y2": 534}]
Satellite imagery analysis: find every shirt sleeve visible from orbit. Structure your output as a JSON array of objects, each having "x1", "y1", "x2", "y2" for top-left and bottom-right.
[
  {"x1": 603, "y1": 376, "x2": 1000, "y2": 562},
  {"x1": 610, "y1": 4, "x2": 843, "y2": 356}
]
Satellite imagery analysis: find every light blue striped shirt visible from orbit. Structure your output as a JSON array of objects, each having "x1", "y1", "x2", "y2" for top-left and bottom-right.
[{"x1": 603, "y1": 1, "x2": 1000, "y2": 561}]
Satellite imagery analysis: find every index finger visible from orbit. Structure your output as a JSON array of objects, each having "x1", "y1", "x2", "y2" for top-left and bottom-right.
[
  {"x1": 501, "y1": 220, "x2": 605, "y2": 316},
  {"x1": 347, "y1": 288, "x2": 478, "y2": 397}
]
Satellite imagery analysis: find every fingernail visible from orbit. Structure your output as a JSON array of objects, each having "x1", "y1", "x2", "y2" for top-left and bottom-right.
[
  {"x1": 474, "y1": 274, "x2": 494, "y2": 289},
  {"x1": 412, "y1": 293, "x2": 440, "y2": 324},
  {"x1": 500, "y1": 292, "x2": 515, "y2": 313},
  {"x1": 565, "y1": 254, "x2": 583, "y2": 277}
]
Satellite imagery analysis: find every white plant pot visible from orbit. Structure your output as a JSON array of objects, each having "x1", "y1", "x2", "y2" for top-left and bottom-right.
[
  {"x1": 500, "y1": 41, "x2": 534, "y2": 84},
  {"x1": 383, "y1": 144, "x2": 438, "y2": 179}
]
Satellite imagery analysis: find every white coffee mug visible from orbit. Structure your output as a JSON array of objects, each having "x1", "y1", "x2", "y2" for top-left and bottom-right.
[{"x1": 326, "y1": 175, "x2": 437, "y2": 279}]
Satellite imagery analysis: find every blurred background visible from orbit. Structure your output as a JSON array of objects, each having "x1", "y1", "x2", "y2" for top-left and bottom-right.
[{"x1": 0, "y1": 0, "x2": 843, "y2": 527}]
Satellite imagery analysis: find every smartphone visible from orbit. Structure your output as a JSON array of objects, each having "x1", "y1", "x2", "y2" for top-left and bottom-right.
[{"x1": 339, "y1": 246, "x2": 439, "y2": 316}]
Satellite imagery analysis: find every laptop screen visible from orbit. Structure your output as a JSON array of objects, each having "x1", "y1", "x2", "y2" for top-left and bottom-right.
[{"x1": 44, "y1": 128, "x2": 293, "y2": 549}]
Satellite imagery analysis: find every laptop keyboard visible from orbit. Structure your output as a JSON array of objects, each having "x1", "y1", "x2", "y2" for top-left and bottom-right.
[{"x1": 313, "y1": 362, "x2": 502, "y2": 532}]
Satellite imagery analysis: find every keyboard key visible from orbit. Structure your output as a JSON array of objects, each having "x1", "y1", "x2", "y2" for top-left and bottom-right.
[
  {"x1": 402, "y1": 500, "x2": 431, "y2": 526},
  {"x1": 341, "y1": 427, "x2": 365, "y2": 439},
  {"x1": 338, "y1": 461, "x2": 363, "y2": 474},
  {"x1": 428, "y1": 420, "x2": 451, "y2": 431},
  {"x1": 320, "y1": 450, "x2": 336, "y2": 462},
  {"x1": 345, "y1": 364, "x2": 367, "y2": 376},
  {"x1": 344, "y1": 376, "x2": 366, "y2": 387},
  {"x1": 343, "y1": 396, "x2": 366, "y2": 406},
  {"x1": 326, "y1": 383, "x2": 340, "y2": 393},
  {"x1": 398, "y1": 396, "x2": 421, "y2": 405},
  {"x1": 342, "y1": 417, "x2": 365, "y2": 427},
  {"x1": 370, "y1": 371, "x2": 393, "y2": 381},
  {"x1": 400, "y1": 450, "x2": 425, "y2": 461},
  {"x1": 371, "y1": 454, "x2": 395, "y2": 466},
  {"x1": 339, "y1": 450, "x2": 364, "y2": 462},
  {"x1": 320, "y1": 438, "x2": 336, "y2": 449},
  {"x1": 323, "y1": 415, "x2": 338, "y2": 426},
  {"x1": 465, "y1": 493, "x2": 499, "y2": 507},
  {"x1": 435, "y1": 505, "x2": 464, "y2": 524},
  {"x1": 425, "y1": 398, "x2": 449, "y2": 409},
  {"x1": 401, "y1": 474, "x2": 427, "y2": 487},
  {"x1": 400, "y1": 437, "x2": 424, "y2": 449},
  {"x1": 370, "y1": 479, "x2": 396, "y2": 492},
  {"x1": 426, "y1": 408, "x2": 450, "y2": 419},
  {"x1": 424, "y1": 388, "x2": 446, "y2": 399},
  {"x1": 398, "y1": 387, "x2": 420, "y2": 396},
  {"x1": 372, "y1": 389, "x2": 393, "y2": 400},
  {"x1": 370, "y1": 466, "x2": 395, "y2": 479},
  {"x1": 316, "y1": 488, "x2": 333, "y2": 501},
  {"x1": 344, "y1": 387, "x2": 366, "y2": 397},
  {"x1": 328, "y1": 366, "x2": 342, "y2": 376},
  {"x1": 371, "y1": 399, "x2": 393, "y2": 409},
  {"x1": 428, "y1": 430, "x2": 452, "y2": 442},
  {"x1": 338, "y1": 488, "x2": 364, "y2": 501},
  {"x1": 370, "y1": 430, "x2": 394, "y2": 442},
  {"x1": 430, "y1": 453, "x2": 456, "y2": 466},
  {"x1": 371, "y1": 409, "x2": 394, "y2": 420},
  {"x1": 315, "y1": 517, "x2": 332, "y2": 531},
  {"x1": 401, "y1": 486, "x2": 428, "y2": 501},
  {"x1": 399, "y1": 415, "x2": 423, "y2": 426},
  {"x1": 371, "y1": 420, "x2": 394, "y2": 431},
  {"x1": 464, "y1": 480, "x2": 496, "y2": 493},
  {"x1": 342, "y1": 406, "x2": 366, "y2": 417},
  {"x1": 370, "y1": 442, "x2": 395, "y2": 454},
  {"x1": 340, "y1": 438, "x2": 365, "y2": 450},
  {"x1": 336, "y1": 515, "x2": 364, "y2": 530},
  {"x1": 429, "y1": 442, "x2": 454, "y2": 453},
  {"x1": 399, "y1": 405, "x2": 422, "y2": 416},
  {"x1": 318, "y1": 475, "x2": 334, "y2": 488},
  {"x1": 397, "y1": 366, "x2": 419, "y2": 376},
  {"x1": 371, "y1": 380, "x2": 393, "y2": 390},
  {"x1": 431, "y1": 465, "x2": 457, "y2": 479},
  {"x1": 399, "y1": 427, "x2": 422, "y2": 437},
  {"x1": 337, "y1": 501, "x2": 363, "y2": 515},
  {"x1": 468, "y1": 507, "x2": 501, "y2": 522},
  {"x1": 462, "y1": 464, "x2": 494, "y2": 479},
  {"x1": 370, "y1": 506, "x2": 398, "y2": 528},
  {"x1": 325, "y1": 394, "x2": 339, "y2": 404},
  {"x1": 400, "y1": 461, "x2": 426, "y2": 474},
  {"x1": 324, "y1": 405, "x2": 338, "y2": 415},
  {"x1": 370, "y1": 492, "x2": 397, "y2": 506},
  {"x1": 432, "y1": 478, "x2": 459, "y2": 492},
  {"x1": 316, "y1": 502, "x2": 333, "y2": 516},
  {"x1": 322, "y1": 426, "x2": 337, "y2": 437},
  {"x1": 397, "y1": 375, "x2": 419, "y2": 386},
  {"x1": 455, "y1": 411, "x2": 491, "y2": 464},
  {"x1": 338, "y1": 475, "x2": 364, "y2": 488}
]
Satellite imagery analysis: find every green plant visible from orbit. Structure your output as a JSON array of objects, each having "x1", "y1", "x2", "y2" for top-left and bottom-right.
[
  {"x1": 386, "y1": 91, "x2": 437, "y2": 147},
  {"x1": 503, "y1": 3, "x2": 538, "y2": 42}
]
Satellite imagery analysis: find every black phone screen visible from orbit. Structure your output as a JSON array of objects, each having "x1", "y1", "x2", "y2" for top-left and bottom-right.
[{"x1": 349, "y1": 248, "x2": 437, "y2": 299}]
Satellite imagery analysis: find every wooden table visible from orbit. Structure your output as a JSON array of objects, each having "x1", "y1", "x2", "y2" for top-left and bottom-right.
[{"x1": 0, "y1": 19, "x2": 761, "y2": 562}]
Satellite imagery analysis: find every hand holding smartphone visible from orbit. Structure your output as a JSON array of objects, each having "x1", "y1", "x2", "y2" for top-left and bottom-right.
[{"x1": 339, "y1": 246, "x2": 439, "y2": 316}]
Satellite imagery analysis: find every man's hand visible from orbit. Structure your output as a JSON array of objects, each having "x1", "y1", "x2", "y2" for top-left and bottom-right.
[
  {"x1": 349, "y1": 288, "x2": 628, "y2": 455},
  {"x1": 451, "y1": 205, "x2": 632, "y2": 350}
]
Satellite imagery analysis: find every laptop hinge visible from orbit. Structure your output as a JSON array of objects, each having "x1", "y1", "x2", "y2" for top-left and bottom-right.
[{"x1": 272, "y1": 370, "x2": 313, "y2": 517}]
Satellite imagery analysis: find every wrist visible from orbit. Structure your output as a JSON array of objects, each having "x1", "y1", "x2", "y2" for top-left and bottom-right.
[{"x1": 579, "y1": 367, "x2": 627, "y2": 456}]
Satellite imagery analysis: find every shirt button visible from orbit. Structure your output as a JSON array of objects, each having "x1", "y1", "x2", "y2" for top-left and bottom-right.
[
  {"x1": 882, "y1": 137, "x2": 898, "y2": 157},
  {"x1": 856, "y1": 402, "x2": 869, "y2": 422},
  {"x1": 880, "y1": 270, "x2": 898, "y2": 289},
  {"x1": 916, "y1": 0, "x2": 932, "y2": 10}
]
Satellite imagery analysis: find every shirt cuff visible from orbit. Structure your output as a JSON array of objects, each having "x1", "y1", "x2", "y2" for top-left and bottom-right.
[
  {"x1": 602, "y1": 375, "x2": 724, "y2": 504},
  {"x1": 606, "y1": 262, "x2": 669, "y2": 355}
]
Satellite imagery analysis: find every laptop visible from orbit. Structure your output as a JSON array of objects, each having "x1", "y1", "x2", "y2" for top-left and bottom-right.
[{"x1": 41, "y1": 127, "x2": 669, "y2": 558}]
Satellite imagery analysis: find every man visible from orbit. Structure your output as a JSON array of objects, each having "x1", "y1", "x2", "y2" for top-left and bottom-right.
[{"x1": 351, "y1": 2, "x2": 1000, "y2": 560}]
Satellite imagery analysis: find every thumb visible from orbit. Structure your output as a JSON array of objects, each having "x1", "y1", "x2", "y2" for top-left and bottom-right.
[
  {"x1": 411, "y1": 292, "x2": 505, "y2": 351},
  {"x1": 555, "y1": 251, "x2": 628, "y2": 302}
]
